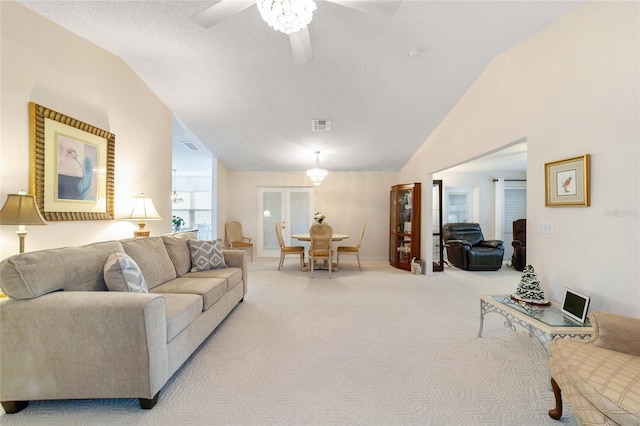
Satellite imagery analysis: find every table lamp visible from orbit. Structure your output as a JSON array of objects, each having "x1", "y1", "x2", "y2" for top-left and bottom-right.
[
  {"x1": 0, "y1": 191, "x2": 48, "y2": 253},
  {"x1": 127, "y1": 193, "x2": 161, "y2": 237}
]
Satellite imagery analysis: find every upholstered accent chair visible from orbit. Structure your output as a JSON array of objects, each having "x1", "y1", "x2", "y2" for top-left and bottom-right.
[
  {"x1": 225, "y1": 221, "x2": 253, "y2": 261},
  {"x1": 274, "y1": 223, "x2": 305, "y2": 271},
  {"x1": 309, "y1": 223, "x2": 333, "y2": 278},
  {"x1": 337, "y1": 223, "x2": 366, "y2": 271},
  {"x1": 549, "y1": 311, "x2": 640, "y2": 425},
  {"x1": 443, "y1": 223, "x2": 504, "y2": 271},
  {"x1": 511, "y1": 219, "x2": 526, "y2": 271}
]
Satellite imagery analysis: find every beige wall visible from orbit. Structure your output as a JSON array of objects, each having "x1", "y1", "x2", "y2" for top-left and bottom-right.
[
  {"x1": 0, "y1": 2, "x2": 173, "y2": 258},
  {"x1": 220, "y1": 171, "x2": 398, "y2": 259},
  {"x1": 402, "y1": 2, "x2": 640, "y2": 316}
]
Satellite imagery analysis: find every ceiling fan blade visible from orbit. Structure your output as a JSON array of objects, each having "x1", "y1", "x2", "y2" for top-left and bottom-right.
[
  {"x1": 326, "y1": 0, "x2": 401, "y2": 18},
  {"x1": 289, "y1": 27, "x2": 313, "y2": 64},
  {"x1": 192, "y1": 1, "x2": 255, "y2": 28}
]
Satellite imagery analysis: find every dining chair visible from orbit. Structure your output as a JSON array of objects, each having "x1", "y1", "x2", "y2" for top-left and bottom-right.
[
  {"x1": 308, "y1": 222, "x2": 333, "y2": 278},
  {"x1": 275, "y1": 223, "x2": 305, "y2": 271},
  {"x1": 224, "y1": 221, "x2": 253, "y2": 261},
  {"x1": 337, "y1": 223, "x2": 366, "y2": 270}
]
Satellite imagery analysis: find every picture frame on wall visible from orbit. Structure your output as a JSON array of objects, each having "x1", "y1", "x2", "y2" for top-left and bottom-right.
[
  {"x1": 29, "y1": 102, "x2": 115, "y2": 221},
  {"x1": 544, "y1": 154, "x2": 590, "y2": 207}
]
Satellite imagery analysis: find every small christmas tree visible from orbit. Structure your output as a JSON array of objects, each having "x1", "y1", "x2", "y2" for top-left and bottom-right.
[{"x1": 511, "y1": 265, "x2": 550, "y2": 306}]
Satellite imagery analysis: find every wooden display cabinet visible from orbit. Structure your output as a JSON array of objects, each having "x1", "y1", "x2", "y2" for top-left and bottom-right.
[{"x1": 389, "y1": 183, "x2": 421, "y2": 271}]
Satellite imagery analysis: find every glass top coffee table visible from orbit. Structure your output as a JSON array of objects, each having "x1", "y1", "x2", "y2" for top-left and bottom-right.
[{"x1": 479, "y1": 295, "x2": 594, "y2": 355}]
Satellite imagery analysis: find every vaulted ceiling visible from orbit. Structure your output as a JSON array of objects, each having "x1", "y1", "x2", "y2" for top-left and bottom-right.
[{"x1": 20, "y1": 1, "x2": 579, "y2": 173}]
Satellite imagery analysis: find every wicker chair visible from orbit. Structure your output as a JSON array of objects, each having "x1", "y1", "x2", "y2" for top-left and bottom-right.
[
  {"x1": 224, "y1": 221, "x2": 253, "y2": 261},
  {"x1": 337, "y1": 223, "x2": 366, "y2": 270},
  {"x1": 275, "y1": 223, "x2": 305, "y2": 271},
  {"x1": 308, "y1": 223, "x2": 333, "y2": 278}
]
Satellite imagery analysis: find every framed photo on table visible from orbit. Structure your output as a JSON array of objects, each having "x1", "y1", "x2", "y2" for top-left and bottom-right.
[
  {"x1": 29, "y1": 102, "x2": 115, "y2": 221},
  {"x1": 544, "y1": 154, "x2": 590, "y2": 207}
]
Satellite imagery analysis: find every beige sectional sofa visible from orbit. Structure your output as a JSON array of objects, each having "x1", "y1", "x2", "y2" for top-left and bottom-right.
[
  {"x1": 0, "y1": 231, "x2": 247, "y2": 413},
  {"x1": 549, "y1": 311, "x2": 640, "y2": 425}
]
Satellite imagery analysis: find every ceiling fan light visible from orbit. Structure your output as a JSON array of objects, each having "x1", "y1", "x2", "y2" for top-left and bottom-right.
[{"x1": 256, "y1": 0, "x2": 317, "y2": 35}]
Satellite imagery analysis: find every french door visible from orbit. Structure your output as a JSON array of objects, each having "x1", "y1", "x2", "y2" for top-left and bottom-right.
[{"x1": 257, "y1": 187, "x2": 314, "y2": 258}]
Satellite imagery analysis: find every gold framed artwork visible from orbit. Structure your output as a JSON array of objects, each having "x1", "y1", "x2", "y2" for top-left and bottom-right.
[
  {"x1": 544, "y1": 154, "x2": 590, "y2": 207},
  {"x1": 29, "y1": 102, "x2": 115, "y2": 220}
]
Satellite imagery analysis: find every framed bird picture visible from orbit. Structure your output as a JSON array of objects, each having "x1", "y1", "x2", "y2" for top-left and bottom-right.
[
  {"x1": 29, "y1": 102, "x2": 115, "y2": 220},
  {"x1": 545, "y1": 154, "x2": 590, "y2": 207}
]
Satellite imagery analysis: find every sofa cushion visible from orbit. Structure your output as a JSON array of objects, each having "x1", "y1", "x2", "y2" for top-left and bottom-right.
[
  {"x1": 183, "y1": 267, "x2": 243, "y2": 292},
  {"x1": 103, "y1": 251, "x2": 148, "y2": 293},
  {"x1": 157, "y1": 293, "x2": 203, "y2": 342},
  {"x1": 151, "y1": 277, "x2": 227, "y2": 311},
  {"x1": 0, "y1": 241, "x2": 123, "y2": 299},
  {"x1": 551, "y1": 338, "x2": 640, "y2": 424},
  {"x1": 122, "y1": 237, "x2": 177, "y2": 290},
  {"x1": 161, "y1": 232, "x2": 197, "y2": 276},
  {"x1": 187, "y1": 239, "x2": 227, "y2": 272}
]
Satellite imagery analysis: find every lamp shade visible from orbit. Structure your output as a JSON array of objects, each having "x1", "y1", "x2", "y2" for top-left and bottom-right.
[
  {"x1": 127, "y1": 195, "x2": 161, "y2": 220},
  {"x1": 0, "y1": 193, "x2": 47, "y2": 226}
]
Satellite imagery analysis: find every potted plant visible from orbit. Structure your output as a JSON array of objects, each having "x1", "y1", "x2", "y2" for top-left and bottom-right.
[{"x1": 172, "y1": 215, "x2": 185, "y2": 231}]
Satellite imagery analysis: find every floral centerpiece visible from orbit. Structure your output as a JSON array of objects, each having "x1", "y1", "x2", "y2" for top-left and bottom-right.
[
  {"x1": 313, "y1": 212, "x2": 326, "y2": 224},
  {"x1": 172, "y1": 215, "x2": 185, "y2": 230}
]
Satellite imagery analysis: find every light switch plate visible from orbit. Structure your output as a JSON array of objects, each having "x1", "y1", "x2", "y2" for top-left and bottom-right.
[{"x1": 538, "y1": 221, "x2": 554, "y2": 234}]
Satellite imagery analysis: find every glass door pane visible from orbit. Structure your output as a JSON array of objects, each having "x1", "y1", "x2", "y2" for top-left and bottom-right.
[
  {"x1": 261, "y1": 190, "x2": 283, "y2": 256},
  {"x1": 258, "y1": 187, "x2": 313, "y2": 257}
]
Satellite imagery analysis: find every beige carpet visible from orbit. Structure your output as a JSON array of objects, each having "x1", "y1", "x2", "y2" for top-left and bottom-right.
[{"x1": 0, "y1": 258, "x2": 577, "y2": 425}]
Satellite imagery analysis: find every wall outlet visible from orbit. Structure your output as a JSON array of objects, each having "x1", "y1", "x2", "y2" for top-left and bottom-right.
[{"x1": 538, "y1": 221, "x2": 555, "y2": 234}]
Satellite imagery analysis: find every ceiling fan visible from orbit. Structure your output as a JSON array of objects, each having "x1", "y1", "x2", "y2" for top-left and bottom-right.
[{"x1": 192, "y1": 0, "x2": 401, "y2": 64}]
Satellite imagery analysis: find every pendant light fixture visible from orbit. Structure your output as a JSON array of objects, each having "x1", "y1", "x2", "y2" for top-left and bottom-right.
[
  {"x1": 256, "y1": 0, "x2": 317, "y2": 35},
  {"x1": 306, "y1": 151, "x2": 328, "y2": 186},
  {"x1": 171, "y1": 169, "x2": 183, "y2": 204}
]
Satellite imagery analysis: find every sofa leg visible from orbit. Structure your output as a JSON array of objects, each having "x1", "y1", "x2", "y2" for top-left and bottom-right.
[
  {"x1": 549, "y1": 377, "x2": 563, "y2": 420},
  {"x1": 139, "y1": 392, "x2": 159, "y2": 410},
  {"x1": 1, "y1": 400, "x2": 29, "y2": 414}
]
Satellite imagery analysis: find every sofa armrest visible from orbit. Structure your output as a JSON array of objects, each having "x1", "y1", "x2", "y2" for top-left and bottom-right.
[
  {"x1": 444, "y1": 239, "x2": 472, "y2": 248},
  {"x1": 589, "y1": 311, "x2": 640, "y2": 356},
  {"x1": 0, "y1": 291, "x2": 169, "y2": 401},
  {"x1": 479, "y1": 240, "x2": 504, "y2": 249},
  {"x1": 223, "y1": 249, "x2": 248, "y2": 295}
]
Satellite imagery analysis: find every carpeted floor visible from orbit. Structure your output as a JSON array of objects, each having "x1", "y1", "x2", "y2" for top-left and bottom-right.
[{"x1": 0, "y1": 258, "x2": 577, "y2": 425}]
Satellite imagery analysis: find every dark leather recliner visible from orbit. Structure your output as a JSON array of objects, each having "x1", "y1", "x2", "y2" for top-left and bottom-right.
[
  {"x1": 511, "y1": 219, "x2": 526, "y2": 271},
  {"x1": 443, "y1": 223, "x2": 504, "y2": 271}
]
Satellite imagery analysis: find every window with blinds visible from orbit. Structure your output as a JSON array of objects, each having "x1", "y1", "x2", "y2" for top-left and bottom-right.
[{"x1": 504, "y1": 188, "x2": 526, "y2": 234}]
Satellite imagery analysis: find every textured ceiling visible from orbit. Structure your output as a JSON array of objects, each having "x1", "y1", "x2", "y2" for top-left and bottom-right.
[{"x1": 19, "y1": 1, "x2": 579, "y2": 173}]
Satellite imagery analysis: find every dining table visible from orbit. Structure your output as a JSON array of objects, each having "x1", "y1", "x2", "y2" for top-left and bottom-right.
[
  {"x1": 291, "y1": 233, "x2": 350, "y2": 271},
  {"x1": 290, "y1": 233, "x2": 350, "y2": 242}
]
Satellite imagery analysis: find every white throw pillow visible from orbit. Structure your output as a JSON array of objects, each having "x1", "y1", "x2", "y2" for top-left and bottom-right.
[
  {"x1": 103, "y1": 251, "x2": 148, "y2": 293},
  {"x1": 187, "y1": 239, "x2": 227, "y2": 272}
]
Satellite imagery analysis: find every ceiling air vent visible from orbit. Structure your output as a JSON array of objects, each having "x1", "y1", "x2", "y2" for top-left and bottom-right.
[
  {"x1": 312, "y1": 119, "x2": 332, "y2": 132},
  {"x1": 181, "y1": 141, "x2": 201, "y2": 151}
]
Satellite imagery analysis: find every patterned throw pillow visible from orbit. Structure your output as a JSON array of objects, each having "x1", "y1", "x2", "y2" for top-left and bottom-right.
[
  {"x1": 103, "y1": 251, "x2": 148, "y2": 293},
  {"x1": 187, "y1": 239, "x2": 228, "y2": 272}
]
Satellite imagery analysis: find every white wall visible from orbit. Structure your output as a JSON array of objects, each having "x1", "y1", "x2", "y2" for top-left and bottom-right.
[
  {"x1": 220, "y1": 171, "x2": 398, "y2": 259},
  {"x1": 0, "y1": 2, "x2": 173, "y2": 258},
  {"x1": 402, "y1": 2, "x2": 639, "y2": 317}
]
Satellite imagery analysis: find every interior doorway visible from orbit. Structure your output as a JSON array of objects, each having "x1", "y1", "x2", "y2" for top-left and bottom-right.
[{"x1": 257, "y1": 187, "x2": 314, "y2": 258}]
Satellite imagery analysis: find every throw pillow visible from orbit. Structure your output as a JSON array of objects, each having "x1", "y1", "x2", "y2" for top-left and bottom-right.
[
  {"x1": 103, "y1": 251, "x2": 148, "y2": 293},
  {"x1": 187, "y1": 239, "x2": 227, "y2": 272}
]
